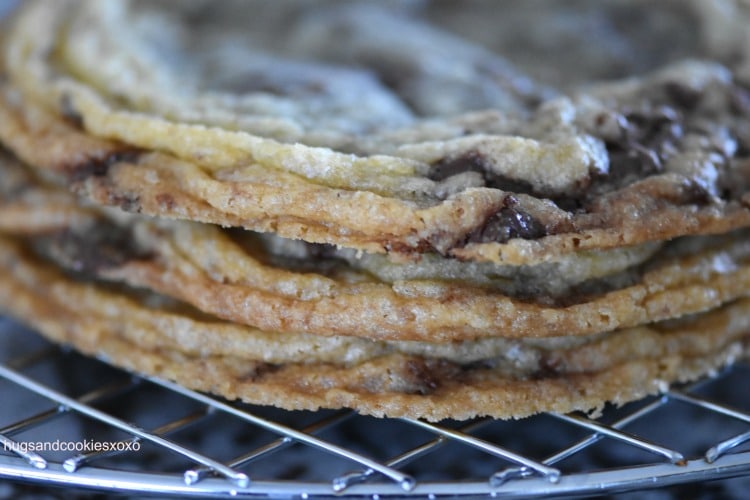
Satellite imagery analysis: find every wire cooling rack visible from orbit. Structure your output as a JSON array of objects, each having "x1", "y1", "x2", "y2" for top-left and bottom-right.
[{"x1": 0, "y1": 317, "x2": 749, "y2": 498}]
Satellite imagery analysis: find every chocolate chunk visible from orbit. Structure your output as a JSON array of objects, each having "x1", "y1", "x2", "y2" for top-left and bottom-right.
[
  {"x1": 680, "y1": 180, "x2": 712, "y2": 206},
  {"x1": 67, "y1": 149, "x2": 142, "y2": 183},
  {"x1": 405, "y1": 359, "x2": 440, "y2": 394},
  {"x1": 429, "y1": 151, "x2": 537, "y2": 194},
  {"x1": 623, "y1": 106, "x2": 682, "y2": 148},
  {"x1": 402, "y1": 359, "x2": 459, "y2": 395},
  {"x1": 663, "y1": 81, "x2": 702, "y2": 110},
  {"x1": 428, "y1": 151, "x2": 488, "y2": 182},
  {"x1": 590, "y1": 106, "x2": 684, "y2": 197},
  {"x1": 468, "y1": 196, "x2": 547, "y2": 243}
]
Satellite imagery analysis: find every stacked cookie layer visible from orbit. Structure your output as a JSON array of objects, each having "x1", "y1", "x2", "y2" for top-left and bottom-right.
[{"x1": 0, "y1": 0, "x2": 749, "y2": 420}]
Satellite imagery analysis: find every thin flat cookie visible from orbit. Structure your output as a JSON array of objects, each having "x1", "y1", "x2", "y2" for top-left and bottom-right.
[{"x1": 3, "y1": 1, "x2": 750, "y2": 263}]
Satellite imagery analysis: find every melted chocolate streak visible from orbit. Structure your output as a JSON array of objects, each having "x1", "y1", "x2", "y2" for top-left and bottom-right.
[{"x1": 37, "y1": 222, "x2": 152, "y2": 277}]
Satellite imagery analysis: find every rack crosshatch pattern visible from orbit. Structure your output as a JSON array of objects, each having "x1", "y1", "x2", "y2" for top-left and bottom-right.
[{"x1": 0, "y1": 318, "x2": 748, "y2": 498}]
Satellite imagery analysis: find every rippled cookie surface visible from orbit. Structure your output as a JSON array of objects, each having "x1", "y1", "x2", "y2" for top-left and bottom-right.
[{"x1": 1, "y1": 1, "x2": 750, "y2": 261}]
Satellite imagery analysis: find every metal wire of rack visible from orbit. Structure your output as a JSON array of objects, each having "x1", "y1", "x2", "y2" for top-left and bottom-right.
[{"x1": 0, "y1": 317, "x2": 749, "y2": 498}]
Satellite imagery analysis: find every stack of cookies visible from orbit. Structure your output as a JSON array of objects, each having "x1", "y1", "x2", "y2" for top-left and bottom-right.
[{"x1": 1, "y1": 0, "x2": 749, "y2": 420}]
